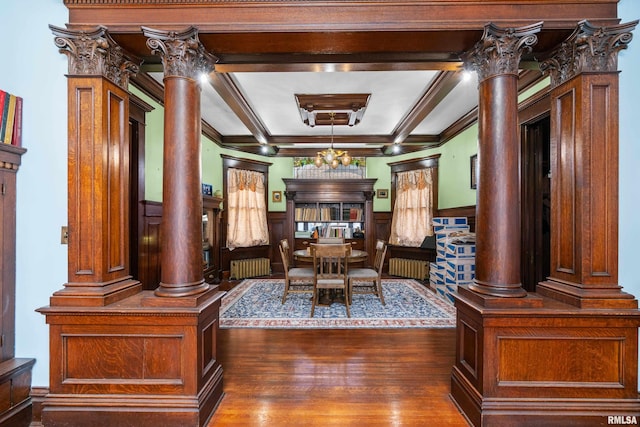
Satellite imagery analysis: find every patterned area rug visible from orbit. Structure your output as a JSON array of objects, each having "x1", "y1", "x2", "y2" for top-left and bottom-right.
[{"x1": 220, "y1": 278, "x2": 456, "y2": 329}]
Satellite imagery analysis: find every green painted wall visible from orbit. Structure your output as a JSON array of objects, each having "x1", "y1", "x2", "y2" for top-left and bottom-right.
[
  {"x1": 437, "y1": 125, "x2": 479, "y2": 209},
  {"x1": 267, "y1": 157, "x2": 293, "y2": 212},
  {"x1": 130, "y1": 87, "x2": 165, "y2": 202},
  {"x1": 201, "y1": 135, "x2": 224, "y2": 196},
  {"x1": 367, "y1": 123, "x2": 479, "y2": 212}
]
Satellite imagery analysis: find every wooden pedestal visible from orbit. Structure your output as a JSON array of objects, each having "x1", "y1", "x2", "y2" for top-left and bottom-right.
[
  {"x1": 38, "y1": 288, "x2": 225, "y2": 427},
  {"x1": 451, "y1": 285, "x2": 640, "y2": 427},
  {"x1": 0, "y1": 358, "x2": 35, "y2": 427}
]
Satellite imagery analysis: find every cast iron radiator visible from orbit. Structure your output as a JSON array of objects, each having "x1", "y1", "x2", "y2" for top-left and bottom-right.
[
  {"x1": 230, "y1": 257, "x2": 271, "y2": 279},
  {"x1": 388, "y1": 258, "x2": 428, "y2": 280}
]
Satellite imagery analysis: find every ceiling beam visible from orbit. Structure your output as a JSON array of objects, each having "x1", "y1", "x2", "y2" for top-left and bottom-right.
[
  {"x1": 391, "y1": 70, "x2": 465, "y2": 144},
  {"x1": 207, "y1": 72, "x2": 271, "y2": 145},
  {"x1": 214, "y1": 60, "x2": 463, "y2": 73}
]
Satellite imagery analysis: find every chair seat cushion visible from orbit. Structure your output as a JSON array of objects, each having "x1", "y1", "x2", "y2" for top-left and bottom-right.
[
  {"x1": 316, "y1": 278, "x2": 347, "y2": 287},
  {"x1": 348, "y1": 268, "x2": 378, "y2": 279},
  {"x1": 288, "y1": 268, "x2": 315, "y2": 279}
]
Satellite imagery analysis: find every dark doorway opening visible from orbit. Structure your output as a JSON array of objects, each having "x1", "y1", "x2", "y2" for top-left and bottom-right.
[{"x1": 521, "y1": 115, "x2": 551, "y2": 292}]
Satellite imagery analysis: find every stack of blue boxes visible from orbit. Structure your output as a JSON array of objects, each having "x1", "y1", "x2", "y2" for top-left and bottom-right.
[{"x1": 429, "y1": 217, "x2": 476, "y2": 304}]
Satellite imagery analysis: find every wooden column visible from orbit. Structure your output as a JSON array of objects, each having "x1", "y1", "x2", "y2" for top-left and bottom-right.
[
  {"x1": 48, "y1": 26, "x2": 142, "y2": 307},
  {"x1": 462, "y1": 22, "x2": 543, "y2": 303},
  {"x1": 473, "y1": 70, "x2": 523, "y2": 297},
  {"x1": 537, "y1": 20, "x2": 639, "y2": 309},
  {"x1": 143, "y1": 26, "x2": 216, "y2": 297},
  {"x1": 39, "y1": 26, "x2": 225, "y2": 427},
  {"x1": 451, "y1": 21, "x2": 640, "y2": 427}
]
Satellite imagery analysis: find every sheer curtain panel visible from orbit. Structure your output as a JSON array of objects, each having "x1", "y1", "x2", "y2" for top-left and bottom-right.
[
  {"x1": 226, "y1": 168, "x2": 269, "y2": 249},
  {"x1": 389, "y1": 168, "x2": 435, "y2": 247}
]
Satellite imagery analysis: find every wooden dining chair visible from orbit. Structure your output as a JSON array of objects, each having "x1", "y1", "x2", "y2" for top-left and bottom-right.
[
  {"x1": 310, "y1": 243, "x2": 352, "y2": 318},
  {"x1": 279, "y1": 240, "x2": 315, "y2": 304},
  {"x1": 348, "y1": 239, "x2": 387, "y2": 305}
]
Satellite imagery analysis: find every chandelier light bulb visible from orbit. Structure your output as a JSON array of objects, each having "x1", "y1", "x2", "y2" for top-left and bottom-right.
[
  {"x1": 341, "y1": 152, "x2": 351, "y2": 166},
  {"x1": 324, "y1": 149, "x2": 335, "y2": 163}
]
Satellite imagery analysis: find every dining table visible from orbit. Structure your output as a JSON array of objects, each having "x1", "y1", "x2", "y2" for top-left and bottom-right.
[{"x1": 292, "y1": 248, "x2": 368, "y2": 264}]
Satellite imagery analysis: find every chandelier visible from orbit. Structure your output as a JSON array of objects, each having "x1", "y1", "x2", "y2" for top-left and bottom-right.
[{"x1": 314, "y1": 113, "x2": 352, "y2": 169}]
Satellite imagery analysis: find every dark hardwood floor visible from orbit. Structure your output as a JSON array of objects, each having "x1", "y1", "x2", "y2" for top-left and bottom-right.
[{"x1": 207, "y1": 279, "x2": 469, "y2": 427}]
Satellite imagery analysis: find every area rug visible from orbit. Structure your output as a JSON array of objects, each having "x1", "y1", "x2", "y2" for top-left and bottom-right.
[{"x1": 219, "y1": 278, "x2": 456, "y2": 329}]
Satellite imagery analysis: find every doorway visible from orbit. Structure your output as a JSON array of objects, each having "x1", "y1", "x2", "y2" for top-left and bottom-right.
[{"x1": 520, "y1": 115, "x2": 551, "y2": 292}]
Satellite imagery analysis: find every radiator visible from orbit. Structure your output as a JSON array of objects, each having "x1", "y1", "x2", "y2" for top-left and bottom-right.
[
  {"x1": 389, "y1": 258, "x2": 428, "y2": 280},
  {"x1": 230, "y1": 258, "x2": 271, "y2": 279}
]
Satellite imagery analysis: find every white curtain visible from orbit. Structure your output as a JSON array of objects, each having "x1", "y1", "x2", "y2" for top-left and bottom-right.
[
  {"x1": 389, "y1": 168, "x2": 435, "y2": 247},
  {"x1": 226, "y1": 168, "x2": 269, "y2": 249}
]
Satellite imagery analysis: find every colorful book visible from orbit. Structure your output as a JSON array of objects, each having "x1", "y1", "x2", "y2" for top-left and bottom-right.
[
  {"x1": 3, "y1": 94, "x2": 17, "y2": 145},
  {"x1": 0, "y1": 90, "x2": 7, "y2": 142},
  {"x1": 11, "y1": 96, "x2": 22, "y2": 147}
]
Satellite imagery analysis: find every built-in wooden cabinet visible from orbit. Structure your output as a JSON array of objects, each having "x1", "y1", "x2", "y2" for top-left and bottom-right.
[
  {"x1": 138, "y1": 196, "x2": 223, "y2": 289},
  {"x1": 283, "y1": 178, "x2": 376, "y2": 265},
  {"x1": 0, "y1": 144, "x2": 34, "y2": 426}
]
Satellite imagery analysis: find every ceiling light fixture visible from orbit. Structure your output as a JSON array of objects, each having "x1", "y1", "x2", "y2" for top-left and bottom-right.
[{"x1": 315, "y1": 112, "x2": 351, "y2": 169}]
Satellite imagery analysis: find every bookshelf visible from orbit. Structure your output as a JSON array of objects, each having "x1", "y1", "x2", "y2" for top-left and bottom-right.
[
  {"x1": 283, "y1": 178, "x2": 376, "y2": 261},
  {"x1": 293, "y1": 202, "x2": 364, "y2": 239},
  {"x1": 0, "y1": 144, "x2": 34, "y2": 425}
]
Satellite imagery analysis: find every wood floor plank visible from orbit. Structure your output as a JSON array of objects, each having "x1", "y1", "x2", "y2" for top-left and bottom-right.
[{"x1": 207, "y1": 327, "x2": 469, "y2": 426}]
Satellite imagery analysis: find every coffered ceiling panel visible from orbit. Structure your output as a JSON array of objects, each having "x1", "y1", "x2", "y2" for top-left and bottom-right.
[{"x1": 230, "y1": 70, "x2": 440, "y2": 137}]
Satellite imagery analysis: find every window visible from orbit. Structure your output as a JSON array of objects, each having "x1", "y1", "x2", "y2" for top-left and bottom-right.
[
  {"x1": 388, "y1": 155, "x2": 439, "y2": 247},
  {"x1": 221, "y1": 155, "x2": 272, "y2": 250},
  {"x1": 226, "y1": 168, "x2": 269, "y2": 249}
]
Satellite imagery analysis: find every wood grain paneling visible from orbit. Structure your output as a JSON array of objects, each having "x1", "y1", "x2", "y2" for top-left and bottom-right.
[
  {"x1": 268, "y1": 211, "x2": 287, "y2": 273},
  {"x1": 452, "y1": 289, "x2": 640, "y2": 425},
  {"x1": 553, "y1": 86, "x2": 578, "y2": 276},
  {"x1": 0, "y1": 145, "x2": 34, "y2": 427},
  {"x1": 139, "y1": 201, "x2": 162, "y2": 290},
  {"x1": 68, "y1": 78, "x2": 131, "y2": 284},
  {"x1": 586, "y1": 79, "x2": 618, "y2": 282},
  {"x1": 538, "y1": 72, "x2": 631, "y2": 309},
  {"x1": 65, "y1": 335, "x2": 183, "y2": 384},
  {"x1": 41, "y1": 291, "x2": 224, "y2": 426},
  {"x1": 498, "y1": 336, "x2": 622, "y2": 384},
  {"x1": 107, "y1": 89, "x2": 128, "y2": 275}
]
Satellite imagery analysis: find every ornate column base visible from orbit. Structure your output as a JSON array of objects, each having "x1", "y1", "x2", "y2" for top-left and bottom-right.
[
  {"x1": 537, "y1": 279, "x2": 639, "y2": 309},
  {"x1": 38, "y1": 288, "x2": 225, "y2": 427},
  {"x1": 451, "y1": 285, "x2": 640, "y2": 427}
]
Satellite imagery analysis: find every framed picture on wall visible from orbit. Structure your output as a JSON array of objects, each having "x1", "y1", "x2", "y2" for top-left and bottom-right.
[
  {"x1": 272, "y1": 191, "x2": 282, "y2": 202},
  {"x1": 470, "y1": 154, "x2": 478, "y2": 189},
  {"x1": 377, "y1": 189, "x2": 389, "y2": 199}
]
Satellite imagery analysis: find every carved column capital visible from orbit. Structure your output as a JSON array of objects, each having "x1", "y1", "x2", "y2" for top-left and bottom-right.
[
  {"x1": 284, "y1": 191, "x2": 296, "y2": 200},
  {"x1": 364, "y1": 191, "x2": 375, "y2": 201},
  {"x1": 541, "y1": 20, "x2": 638, "y2": 87},
  {"x1": 463, "y1": 22, "x2": 542, "y2": 82},
  {"x1": 142, "y1": 26, "x2": 217, "y2": 79},
  {"x1": 50, "y1": 25, "x2": 139, "y2": 89}
]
